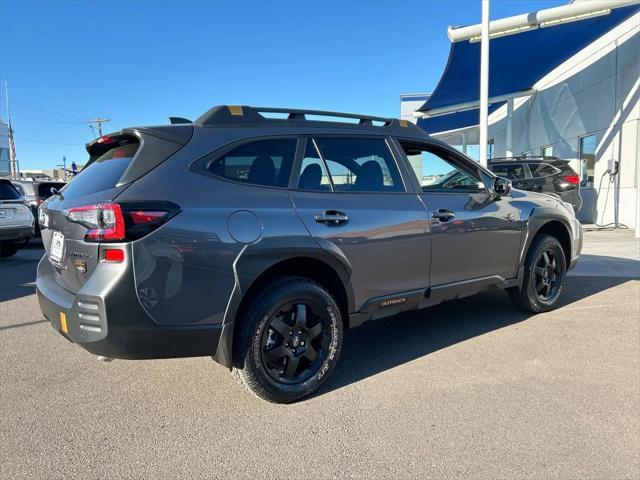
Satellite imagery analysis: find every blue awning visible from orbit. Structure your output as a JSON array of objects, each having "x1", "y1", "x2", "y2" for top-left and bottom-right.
[
  {"x1": 419, "y1": 103, "x2": 503, "y2": 135},
  {"x1": 417, "y1": 4, "x2": 639, "y2": 133}
]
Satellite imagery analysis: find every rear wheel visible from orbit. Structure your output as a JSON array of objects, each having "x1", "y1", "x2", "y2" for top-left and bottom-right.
[
  {"x1": 0, "y1": 241, "x2": 19, "y2": 258},
  {"x1": 232, "y1": 277, "x2": 343, "y2": 403},
  {"x1": 509, "y1": 234, "x2": 567, "y2": 313}
]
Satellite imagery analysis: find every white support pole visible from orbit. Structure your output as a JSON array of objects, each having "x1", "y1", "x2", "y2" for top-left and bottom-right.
[
  {"x1": 506, "y1": 98, "x2": 514, "y2": 157},
  {"x1": 478, "y1": 0, "x2": 490, "y2": 167}
]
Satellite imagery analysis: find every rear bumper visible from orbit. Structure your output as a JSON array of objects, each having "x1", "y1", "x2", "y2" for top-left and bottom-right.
[
  {"x1": 0, "y1": 225, "x2": 34, "y2": 241},
  {"x1": 36, "y1": 252, "x2": 222, "y2": 360}
]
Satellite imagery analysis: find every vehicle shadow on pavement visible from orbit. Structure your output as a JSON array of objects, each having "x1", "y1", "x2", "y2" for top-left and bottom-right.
[
  {"x1": 0, "y1": 241, "x2": 43, "y2": 303},
  {"x1": 319, "y1": 275, "x2": 638, "y2": 397}
]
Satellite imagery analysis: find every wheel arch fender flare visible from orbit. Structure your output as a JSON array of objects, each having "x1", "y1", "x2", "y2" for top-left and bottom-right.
[
  {"x1": 517, "y1": 207, "x2": 574, "y2": 290},
  {"x1": 212, "y1": 236, "x2": 354, "y2": 368}
]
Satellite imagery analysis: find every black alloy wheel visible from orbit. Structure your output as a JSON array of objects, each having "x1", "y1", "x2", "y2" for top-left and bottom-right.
[
  {"x1": 533, "y1": 248, "x2": 562, "y2": 302},
  {"x1": 261, "y1": 301, "x2": 330, "y2": 384}
]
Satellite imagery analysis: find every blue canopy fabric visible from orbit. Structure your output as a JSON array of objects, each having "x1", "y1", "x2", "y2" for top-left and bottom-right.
[
  {"x1": 418, "y1": 103, "x2": 503, "y2": 135},
  {"x1": 417, "y1": 4, "x2": 639, "y2": 134}
]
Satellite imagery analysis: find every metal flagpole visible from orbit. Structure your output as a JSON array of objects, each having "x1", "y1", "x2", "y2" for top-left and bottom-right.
[{"x1": 478, "y1": 0, "x2": 490, "y2": 167}]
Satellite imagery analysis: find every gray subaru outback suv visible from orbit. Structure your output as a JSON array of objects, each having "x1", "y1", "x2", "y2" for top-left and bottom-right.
[{"x1": 36, "y1": 106, "x2": 582, "y2": 403}]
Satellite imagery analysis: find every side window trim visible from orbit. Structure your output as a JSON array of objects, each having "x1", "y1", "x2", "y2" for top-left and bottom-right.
[{"x1": 311, "y1": 138, "x2": 336, "y2": 192}]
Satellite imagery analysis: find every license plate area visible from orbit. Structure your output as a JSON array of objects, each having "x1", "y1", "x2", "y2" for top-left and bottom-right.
[{"x1": 49, "y1": 230, "x2": 65, "y2": 264}]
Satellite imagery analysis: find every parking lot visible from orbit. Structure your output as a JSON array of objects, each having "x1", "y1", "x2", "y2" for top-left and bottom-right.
[{"x1": 1, "y1": 231, "x2": 639, "y2": 479}]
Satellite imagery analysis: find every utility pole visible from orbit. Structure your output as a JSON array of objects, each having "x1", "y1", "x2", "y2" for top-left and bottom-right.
[
  {"x1": 478, "y1": 0, "x2": 490, "y2": 168},
  {"x1": 4, "y1": 80, "x2": 19, "y2": 179},
  {"x1": 88, "y1": 117, "x2": 110, "y2": 137},
  {"x1": 56, "y1": 156, "x2": 67, "y2": 181}
]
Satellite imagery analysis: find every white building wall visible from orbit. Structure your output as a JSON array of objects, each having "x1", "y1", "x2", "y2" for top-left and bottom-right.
[{"x1": 487, "y1": 12, "x2": 639, "y2": 228}]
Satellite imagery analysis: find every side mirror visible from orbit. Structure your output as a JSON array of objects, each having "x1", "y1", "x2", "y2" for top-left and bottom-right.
[{"x1": 494, "y1": 177, "x2": 512, "y2": 197}]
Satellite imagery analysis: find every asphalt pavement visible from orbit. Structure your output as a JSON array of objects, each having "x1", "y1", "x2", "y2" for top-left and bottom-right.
[{"x1": 0, "y1": 234, "x2": 638, "y2": 479}]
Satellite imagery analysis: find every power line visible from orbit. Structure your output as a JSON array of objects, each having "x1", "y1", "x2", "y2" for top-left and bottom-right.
[
  {"x1": 0, "y1": 133, "x2": 84, "y2": 146},
  {"x1": 88, "y1": 117, "x2": 110, "y2": 137}
]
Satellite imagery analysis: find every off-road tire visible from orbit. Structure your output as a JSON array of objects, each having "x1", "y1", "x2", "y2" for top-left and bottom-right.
[
  {"x1": 509, "y1": 234, "x2": 567, "y2": 313},
  {"x1": 232, "y1": 276, "x2": 343, "y2": 403}
]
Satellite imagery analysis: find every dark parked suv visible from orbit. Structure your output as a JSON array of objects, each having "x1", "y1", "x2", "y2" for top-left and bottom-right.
[
  {"x1": 489, "y1": 156, "x2": 582, "y2": 212},
  {"x1": 36, "y1": 106, "x2": 582, "y2": 402}
]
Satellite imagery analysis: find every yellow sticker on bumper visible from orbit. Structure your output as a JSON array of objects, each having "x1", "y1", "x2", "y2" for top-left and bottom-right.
[{"x1": 60, "y1": 312, "x2": 68, "y2": 334}]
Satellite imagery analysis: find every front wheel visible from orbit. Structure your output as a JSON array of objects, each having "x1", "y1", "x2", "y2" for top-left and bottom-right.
[
  {"x1": 232, "y1": 277, "x2": 343, "y2": 403},
  {"x1": 509, "y1": 234, "x2": 567, "y2": 313}
]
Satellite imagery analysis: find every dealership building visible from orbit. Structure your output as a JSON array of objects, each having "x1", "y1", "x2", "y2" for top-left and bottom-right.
[
  {"x1": 0, "y1": 119, "x2": 9, "y2": 176},
  {"x1": 404, "y1": 2, "x2": 640, "y2": 232}
]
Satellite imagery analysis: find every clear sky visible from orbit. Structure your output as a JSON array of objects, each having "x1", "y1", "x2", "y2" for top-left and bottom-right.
[{"x1": 1, "y1": 0, "x2": 562, "y2": 169}]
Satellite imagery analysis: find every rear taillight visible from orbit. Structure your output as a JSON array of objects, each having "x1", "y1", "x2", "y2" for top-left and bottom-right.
[
  {"x1": 564, "y1": 175, "x2": 580, "y2": 185},
  {"x1": 65, "y1": 202, "x2": 125, "y2": 241},
  {"x1": 65, "y1": 201, "x2": 179, "y2": 242}
]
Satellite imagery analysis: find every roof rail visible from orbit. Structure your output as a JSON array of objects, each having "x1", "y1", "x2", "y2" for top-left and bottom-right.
[{"x1": 195, "y1": 105, "x2": 410, "y2": 129}]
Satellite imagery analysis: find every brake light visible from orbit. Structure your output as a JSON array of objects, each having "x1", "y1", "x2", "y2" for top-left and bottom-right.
[
  {"x1": 564, "y1": 175, "x2": 580, "y2": 185},
  {"x1": 65, "y1": 202, "x2": 125, "y2": 242}
]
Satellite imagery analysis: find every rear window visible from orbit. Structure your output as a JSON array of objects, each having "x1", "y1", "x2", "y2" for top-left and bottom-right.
[
  {"x1": 37, "y1": 182, "x2": 65, "y2": 199},
  {"x1": 529, "y1": 162, "x2": 559, "y2": 178},
  {"x1": 0, "y1": 180, "x2": 22, "y2": 200},
  {"x1": 61, "y1": 143, "x2": 138, "y2": 199}
]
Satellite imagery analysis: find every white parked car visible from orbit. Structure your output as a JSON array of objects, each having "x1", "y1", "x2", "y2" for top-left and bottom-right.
[{"x1": 0, "y1": 178, "x2": 35, "y2": 257}]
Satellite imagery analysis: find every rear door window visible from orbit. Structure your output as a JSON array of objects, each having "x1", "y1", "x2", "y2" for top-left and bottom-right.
[
  {"x1": 61, "y1": 142, "x2": 139, "y2": 199},
  {"x1": 491, "y1": 163, "x2": 527, "y2": 180},
  {"x1": 207, "y1": 139, "x2": 297, "y2": 188},
  {"x1": 297, "y1": 140, "x2": 332, "y2": 191},
  {"x1": 312, "y1": 138, "x2": 404, "y2": 192}
]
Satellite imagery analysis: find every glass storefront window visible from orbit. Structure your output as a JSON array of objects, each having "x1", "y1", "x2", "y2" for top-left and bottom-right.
[{"x1": 579, "y1": 134, "x2": 597, "y2": 187}]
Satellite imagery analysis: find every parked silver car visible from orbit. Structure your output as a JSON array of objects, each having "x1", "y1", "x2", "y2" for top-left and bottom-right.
[{"x1": 0, "y1": 178, "x2": 35, "y2": 257}]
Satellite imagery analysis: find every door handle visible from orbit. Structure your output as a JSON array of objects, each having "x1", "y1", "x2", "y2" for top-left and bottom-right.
[
  {"x1": 315, "y1": 210, "x2": 349, "y2": 226},
  {"x1": 432, "y1": 208, "x2": 455, "y2": 221}
]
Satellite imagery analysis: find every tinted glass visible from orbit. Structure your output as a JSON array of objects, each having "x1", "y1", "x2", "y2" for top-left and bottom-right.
[
  {"x1": 491, "y1": 163, "x2": 527, "y2": 180},
  {"x1": 529, "y1": 163, "x2": 559, "y2": 178},
  {"x1": 61, "y1": 142, "x2": 138, "y2": 199},
  {"x1": 313, "y1": 138, "x2": 403, "y2": 192},
  {"x1": 402, "y1": 144, "x2": 482, "y2": 192},
  {"x1": 38, "y1": 182, "x2": 65, "y2": 199},
  {"x1": 13, "y1": 183, "x2": 26, "y2": 196},
  {"x1": 0, "y1": 180, "x2": 22, "y2": 200},
  {"x1": 297, "y1": 140, "x2": 331, "y2": 191},
  {"x1": 579, "y1": 134, "x2": 597, "y2": 187},
  {"x1": 208, "y1": 139, "x2": 296, "y2": 187}
]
